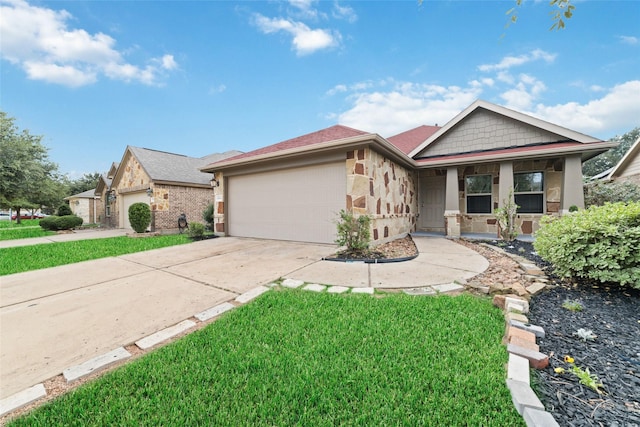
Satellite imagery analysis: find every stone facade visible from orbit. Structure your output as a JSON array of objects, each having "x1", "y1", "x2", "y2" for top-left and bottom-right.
[
  {"x1": 458, "y1": 159, "x2": 563, "y2": 236},
  {"x1": 346, "y1": 148, "x2": 418, "y2": 244},
  {"x1": 69, "y1": 198, "x2": 98, "y2": 224},
  {"x1": 211, "y1": 171, "x2": 226, "y2": 233}
]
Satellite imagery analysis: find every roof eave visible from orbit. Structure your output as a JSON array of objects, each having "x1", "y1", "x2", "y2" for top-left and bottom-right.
[
  {"x1": 608, "y1": 136, "x2": 640, "y2": 178},
  {"x1": 415, "y1": 141, "x2": 617, "y2": 168},
  {"x1": 201, "y1": 134, "x2": 416, "y2": 172}
]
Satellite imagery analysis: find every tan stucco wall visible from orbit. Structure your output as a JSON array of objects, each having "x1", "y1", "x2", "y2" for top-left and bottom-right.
[
  {"x1": 416, "y1": 109, "x2": 564, "y2": 158},
  {"x1": 69, "y1": 198, "x2": 98, "y2": 224},
  {"x1": 346, "y1": 148, "x2": 417, "y2": 244},
  {"x1": 458, "y1": 158, "x2": 563, "y2": 236}
]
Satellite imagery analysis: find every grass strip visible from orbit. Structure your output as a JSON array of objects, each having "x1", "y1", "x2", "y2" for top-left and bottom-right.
[
  {"x1": 0, "y1": 235, "x2": 191, "y2": 275},
  {"x1": 8, "y1": 291, "x2": 523, "y2": 426},
  {"x1": 0, "y1": 227, "x2": 54, "y2": 241},
  {"x1": 0, "y1": 219, "x2": 42, "y2": 229}
]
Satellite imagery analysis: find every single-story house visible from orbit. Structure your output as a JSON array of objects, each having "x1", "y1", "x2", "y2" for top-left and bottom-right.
[
  {"x1": 607, "y1": 136, "x2": 640, "y2": 184},
  {"x1": 201, "y1": 100, "x2": 616, "y2": 244},
  {"x1": 103, "y1": 147, "x2": 241, "y2": 232},
  {"x1": 64, "y1": 189, "x2": 100, "y2": 224}
]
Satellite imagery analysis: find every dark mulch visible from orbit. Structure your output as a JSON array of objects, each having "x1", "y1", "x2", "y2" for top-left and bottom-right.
[
  {"x1": 486, "y1": 240, "x2": 640, "y2": 426},
  {"x1": 331, "y1": 235, "x2": 418, "y2": 261}
]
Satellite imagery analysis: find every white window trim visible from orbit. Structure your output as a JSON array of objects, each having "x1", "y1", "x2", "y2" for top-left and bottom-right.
[
  {"x1": 465, "y1": 174, "x2": 493, "y2": 214},
  {"x1": 514, "y1": 171, "x2": 545, "y2": 214}
]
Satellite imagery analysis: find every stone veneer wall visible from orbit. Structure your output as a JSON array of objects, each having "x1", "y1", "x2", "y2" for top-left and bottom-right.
[
  {"x1": 211, "y1": 171, "x2": 225, "y2": 233},
  {"x1": 346, "y1": 148, "x2": 418, "y2": 245},
  {"x1": 459, "y1": 158, "x2": 563, "y2": 236},
  {"x1": 151, "y1": 184, "x2": 213, "y2": 232}
]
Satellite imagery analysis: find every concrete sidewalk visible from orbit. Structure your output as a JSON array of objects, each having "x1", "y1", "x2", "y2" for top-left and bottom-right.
[{"x1": 0, "y1": 235, "x2": 488, "y2": 405}]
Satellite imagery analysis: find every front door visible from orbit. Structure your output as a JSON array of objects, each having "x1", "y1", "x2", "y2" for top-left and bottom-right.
[{"x1": 419, "y1": 175, "x2": 446, "y2": 230}]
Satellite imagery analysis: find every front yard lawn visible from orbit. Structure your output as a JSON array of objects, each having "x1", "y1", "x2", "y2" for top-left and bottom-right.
[
  {"x1": 0, "y1": 219, "x2": 54, "y2": 241},
  {"x1": 0, "y1": 235, "x2": 191, "y2": 275},
  {"x1": 7, "y1": 290, "x2": 522, "y2": 426}
]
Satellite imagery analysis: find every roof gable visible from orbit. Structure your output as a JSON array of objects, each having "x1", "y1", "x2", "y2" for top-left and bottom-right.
[
  {"x1": 388, "y1": 125, "x2": 440, "y2": 154},
  {"x1": 609, "y1": 136, "x2": 640, "y2": 179},
  {"x1": 205, "y1": 125, "x2": 369, "y2": 167},
  {"x1": 409, "y1": 100, "x2": 602, "y2": 159}
]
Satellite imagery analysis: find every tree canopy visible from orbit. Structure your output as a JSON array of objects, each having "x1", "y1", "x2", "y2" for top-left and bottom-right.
[
  {"x1": 583, "y1": 127, "x2": 640, "y2": 178},
  {"x1": 0, "y1": 111, "x2": 62, "y2": 220},
  {"x1": 66, "y1": 172, "x2": 102, "y2": 196}
]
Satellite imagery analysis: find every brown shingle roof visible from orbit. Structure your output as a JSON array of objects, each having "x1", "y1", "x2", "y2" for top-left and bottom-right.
[
  {"x1": 207, "y1": 125, "x2": 370, "y2": 166},
  {"x1": 388, "y1": 125, "x2": 440, "y2": 155}
]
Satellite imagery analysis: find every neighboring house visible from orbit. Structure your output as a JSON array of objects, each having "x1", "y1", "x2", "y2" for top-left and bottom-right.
[
  {"x1": 106, "y1": 147, "x2": 241, "y2": 232},
  {"x1": 95, "y1": 162, "x2": 118, "y2": 227},
  {"x1": 201, "y1": 100, "x2": 615, "y2": 244},
  {"x1": 64, "y1": 189, "x2": 100, "y2": 224},
  {"x1": 607, "y1": 136, "x2": 640, "y2": 184}
]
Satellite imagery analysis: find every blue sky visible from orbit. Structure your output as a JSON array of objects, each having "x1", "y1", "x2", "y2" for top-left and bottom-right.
[{"x1": 1, "y1": 0, "x2": 639, "y2": 178}]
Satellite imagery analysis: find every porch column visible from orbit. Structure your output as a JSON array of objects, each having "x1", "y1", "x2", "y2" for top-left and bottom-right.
[
  {"x1": 561, "y1": 154, "x2": 585, "y2": 213},
  {"x1": 498, "y1": 161, "x2": 514, "y2": 207},
  {"x1": 444, "y1": 167, "x2": 461, "y2": 238}
]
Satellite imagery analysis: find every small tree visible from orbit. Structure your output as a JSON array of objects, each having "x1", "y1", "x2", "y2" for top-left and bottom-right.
[
  {"x1": 584, "y1": 180, "x2": 640, "y2": 207},
  {"x1": 335, "y1": 209, "x2": 371, "y2": 252},
  {"x1": 202, "y1": 203, "x2": 215, "y2": 231},
  {"x1": 494, "y1": 189, "x2": 519, "y2": 241},
  {"x1": 57, "y1": 203, "x2": 72, "y2": 216},
  {"x1": 128, "y1": 203, "x2": 151, "y2": 233}
]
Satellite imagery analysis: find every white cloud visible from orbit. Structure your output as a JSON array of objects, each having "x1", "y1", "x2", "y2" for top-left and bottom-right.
[
  {"x1": 478, "y1": 49, "x2": 556, "y2": 72},
  {"x1": 335, "y1": 80, "x2": 483, "y2": 135},
  {"x1": 530, "y1": 80, "x2": 640, "y2": 135},
  {"x1": 0, "y1": 0, "x2": 177, "y2": 87},
  {"x1": 500, "y1": 74, "x2": 547, "y2": 111},
  {"x1": 619, "y1": 35, "x2": 639, "y2": 45},
  {"x1": 253, "y1": 14, "x2": 340, "y2": 55},
  {"x1": 333, "y1": 2, "x2": 357, "y2": 23},
  {"x1": 208, "y1": 84, "x2": 227, "y2": 95}
]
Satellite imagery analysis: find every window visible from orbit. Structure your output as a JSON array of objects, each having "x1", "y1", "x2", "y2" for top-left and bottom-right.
[
  {"x1": 514, "y1": 172, "x2": 544, "y2": 213},
  {"x1": 466, "y1": 175, "x2": 492, "y2": 214},
  {"x1": 106, "y1": 205, "x2": 111, "y2": 217}
]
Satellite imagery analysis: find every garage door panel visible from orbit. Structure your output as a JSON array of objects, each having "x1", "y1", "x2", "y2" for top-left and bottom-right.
[{"x1": 228, "y1": 162, "x2": 345, "y2": 243}]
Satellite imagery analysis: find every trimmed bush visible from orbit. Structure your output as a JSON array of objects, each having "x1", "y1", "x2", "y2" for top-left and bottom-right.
[
  {"x1": 188, "y1": 222, "x2": 205, "y2": 239},
  {"x1": 39, "y1": 215, "x2": 83, "y2": 231},
  {"x1": 128, "y1": 203, "x2": 151, "y2": 233},
  {"x1": 57, "y1": 204, "x2": 72, "y2": 216},
  {"x1": 534, "y1": 202, "x2": 640, "y2": 288}
]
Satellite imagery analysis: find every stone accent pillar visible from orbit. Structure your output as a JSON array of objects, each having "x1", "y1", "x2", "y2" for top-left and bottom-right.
[
  {"x1": 499, "y1": 161, "x2": 514, "y2": 207},
  {"x1": 561, "y1": 154, "x2": 584, "y2": 213},
  {"x1": 444, "y1": 167, "x2": 461, "y2": 238}
]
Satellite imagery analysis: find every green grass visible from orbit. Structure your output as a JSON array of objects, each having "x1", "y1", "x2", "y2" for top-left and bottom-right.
[
  {"x1": 0, "y1": 219, "x2": 54, "y2": 241},
  {"x1": 8, "y1": 291, "x2": 523, "y2": 426},
  {"x1": 0, "y1": 235, "x2": 191, "y2": 275}
]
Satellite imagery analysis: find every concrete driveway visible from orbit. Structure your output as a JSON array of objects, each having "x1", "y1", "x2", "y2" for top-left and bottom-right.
[{"x1": 0, "y1": 235, "x2": 487, "y2": 402}]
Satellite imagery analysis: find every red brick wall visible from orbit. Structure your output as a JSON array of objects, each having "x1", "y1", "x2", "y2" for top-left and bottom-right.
[{"x1": 151, "y1": 184, "x2": 214, "y2": 232}]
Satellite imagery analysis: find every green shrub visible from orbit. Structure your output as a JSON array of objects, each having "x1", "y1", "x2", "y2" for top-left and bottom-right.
[
  {"x1": 494, "y1": 189, "x2": 519, "y2": 241},
  {"x1": 57, "y1": 204, "x2": 72, "y2": 216},
  {"x1": 335, "y1": 209, "x2": 371, "y2": 251},
  {"x1": 188, "y1": 222, "x2": 205, "y2": 239},
  {"x1": 202, "y1": 204, "x2": 214, "y2": 231},
  {"x1": 584, "y1": 180, "x2": 640, "y2": 207},
  {"x1": 128, "y1": 203, "x2": 151, "y2": 233},
  {"x1": 39, "y1": 215, "x2": 83, "y2": 231},
  {"x1": 534, "y1": 202, "x2": 640, "y2": 288}
]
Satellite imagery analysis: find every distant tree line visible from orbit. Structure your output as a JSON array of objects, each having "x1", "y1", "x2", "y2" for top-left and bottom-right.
[{"x1": 0, "y1": 110, "x2": 101, "y2": 223}]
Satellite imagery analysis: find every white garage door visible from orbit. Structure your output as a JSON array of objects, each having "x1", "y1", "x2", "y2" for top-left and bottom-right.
[
  {"x1": 228, "y1": 162, "x2": 346, "y2": 244},
  {"x1": 121, "y1": 192, "x2": 150, "y2": 230}
]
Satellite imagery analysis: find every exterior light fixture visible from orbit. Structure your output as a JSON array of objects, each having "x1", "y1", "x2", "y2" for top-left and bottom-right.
[
  {"x1": 108, "y1": 190, "x2": 117, "y2": 203},
  {"x1": 146, "y1": 187, "x2": 153, "y2": 197},
  {"x1": 210, "y1": 177, "x2": 219, "y2": 187}
]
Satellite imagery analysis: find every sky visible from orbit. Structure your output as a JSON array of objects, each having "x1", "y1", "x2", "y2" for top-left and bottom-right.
[{"x1": 1, "y1": 0, "x2": 639, "y2": 178}]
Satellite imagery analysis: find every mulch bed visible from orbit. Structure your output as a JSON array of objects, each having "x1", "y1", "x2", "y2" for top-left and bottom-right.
[
  {"x1": 486, "y1": 240, "x2": 640, "y2": 427},
  {"x1": 330, "y1": 235, "x2": 418, "y2": 261}
]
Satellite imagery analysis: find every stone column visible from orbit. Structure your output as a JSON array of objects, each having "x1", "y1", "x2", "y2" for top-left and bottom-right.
[
  {"x1": 444, "y1": 166, "x2": 461, "y2": 238},
  {"x1": 561, "y1": 154, "x2": 585, "y2": 213},
  {"x1": 498, "y1": 161, "x2": 514, "y2": 207}
]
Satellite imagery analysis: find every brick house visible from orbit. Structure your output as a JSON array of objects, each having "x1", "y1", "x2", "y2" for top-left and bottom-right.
[
  {"x1": 104, "y1": 147, "x2": 241, "y2": 232},
  {"x1": 201, "y1": 100, "x2": 616, "y2": 244}
]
